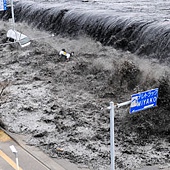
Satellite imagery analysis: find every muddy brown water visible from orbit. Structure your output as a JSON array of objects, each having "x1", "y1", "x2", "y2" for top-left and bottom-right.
[{"x1": 0, "y1": 21, "x2": 170, "y2": 170}]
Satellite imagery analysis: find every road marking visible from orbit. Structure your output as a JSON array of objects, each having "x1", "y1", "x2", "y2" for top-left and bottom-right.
[
  {"x1": 0, "y1": 150, "x2": 23, "y2": 170},
  {"x1": 0, "y1": 130, "x2": 11, "y2": 142}
]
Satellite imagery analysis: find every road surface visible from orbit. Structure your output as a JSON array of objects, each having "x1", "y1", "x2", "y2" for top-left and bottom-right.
[{"x1": 0, "y1": 129, "x2": 89, "y2": 170}]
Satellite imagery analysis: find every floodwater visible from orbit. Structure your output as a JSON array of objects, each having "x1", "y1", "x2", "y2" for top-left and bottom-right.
[
  {"x1": 1, "y1": 0, "x2": 170, "y2": 62},
  {"x1": 0, "y1": 0, "x2": 170, "y2": 170}
]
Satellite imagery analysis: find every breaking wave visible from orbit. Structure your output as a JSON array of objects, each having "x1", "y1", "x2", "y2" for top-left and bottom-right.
[{"x1": 0, "y1": 1, "x2": 170, "y2": 63}]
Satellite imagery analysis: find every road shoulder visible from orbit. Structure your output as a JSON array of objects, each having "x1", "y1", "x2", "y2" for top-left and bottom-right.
[{"x1": 3, "y1": 130, "x2": 89, "y2": 170}]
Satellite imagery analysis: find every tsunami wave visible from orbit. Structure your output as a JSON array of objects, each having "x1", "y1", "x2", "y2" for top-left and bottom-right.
[{"x1": 0, "y1": 1, "x2": 170, "y2": 63}]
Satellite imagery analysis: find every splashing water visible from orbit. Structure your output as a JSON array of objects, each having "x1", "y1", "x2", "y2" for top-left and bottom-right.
[{"x1": 0, "y1": 0, "x2": 170, "y2": 63}]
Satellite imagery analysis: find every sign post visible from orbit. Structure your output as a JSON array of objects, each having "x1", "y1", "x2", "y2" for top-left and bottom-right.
[
  {"x1": 11, "y1": 0, "x2": 15, "y2": 31},
  {"x1": 109, "y1": 101, "x2": 115, "y2": 170},
  {"x1": 108, "y1": 88, "x2": 158, "y2": 170},
  {"x1": 108, "y1": 100, "x2": 131, "y2": 170}
]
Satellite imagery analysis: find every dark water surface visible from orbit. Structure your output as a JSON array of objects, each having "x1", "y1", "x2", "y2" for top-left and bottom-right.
[
  {"x1": 0, "y1": 1, "x2": 170, "y2": 170},
  {"x1": 1, "y1": 0, "x2": 170, "y2": 63}
]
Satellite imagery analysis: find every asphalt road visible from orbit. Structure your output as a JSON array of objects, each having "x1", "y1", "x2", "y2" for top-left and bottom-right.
[
  {"x1": 0, "y1": 129, "x2": 56, "y2": 170},
  {"x1": 0, "y1": 129, "x2": 89, "y2": 170}
]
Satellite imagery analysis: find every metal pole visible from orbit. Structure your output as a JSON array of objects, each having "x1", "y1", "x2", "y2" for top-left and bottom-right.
[
  {"x1": 108, "y1": 100, "x2": 131, "y2": 170},
  {"x1": 15, "y1": 153, "x2": 19, "y2": 170},
  {"x1": 110, "y1": 101, "x2": 114, "y2": 170},
  {"x1": 117, "y1": 100, "x2": 131, "y2": 108},
  {"x1": 10, "y1": 145, "x2": 19, "y2": 170},
  {"x1": 11, "y1": 0, "x2": 15, "y2": 31}
]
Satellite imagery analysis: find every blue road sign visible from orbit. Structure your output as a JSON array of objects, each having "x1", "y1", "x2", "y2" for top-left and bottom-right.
[
  {"x1": 0, "y1": 0, "x2": 7, "y2": 11},
  {"x1": 129, "y1": 88, "x2": 158, "y2": 114}
]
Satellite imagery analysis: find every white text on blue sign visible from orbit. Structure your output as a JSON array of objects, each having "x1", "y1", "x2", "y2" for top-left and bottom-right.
[{"x1": 130, "y1": 88, "x2": 158, "y2": 114}]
